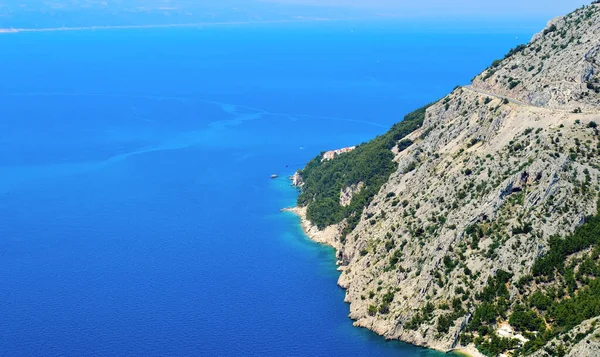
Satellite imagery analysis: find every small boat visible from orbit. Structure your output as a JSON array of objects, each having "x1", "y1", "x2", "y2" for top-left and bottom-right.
[{"x1": 270, "y1": 174, "x2": 278, "y2": 179}]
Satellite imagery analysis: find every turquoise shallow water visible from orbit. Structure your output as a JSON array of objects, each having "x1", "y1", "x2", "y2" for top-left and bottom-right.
[{"x1": 0, "y1": 21, "x2": 533, "y2": 356}]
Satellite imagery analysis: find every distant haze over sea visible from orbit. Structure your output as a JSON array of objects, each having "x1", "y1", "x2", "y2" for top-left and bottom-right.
[{"x1": 0, "y1": 0, "x2": 587, "y2": 29}]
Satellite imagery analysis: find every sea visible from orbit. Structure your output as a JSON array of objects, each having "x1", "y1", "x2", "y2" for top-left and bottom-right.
[{"x1": 0, "y1": 19, "x2": 537, "y2": 356}]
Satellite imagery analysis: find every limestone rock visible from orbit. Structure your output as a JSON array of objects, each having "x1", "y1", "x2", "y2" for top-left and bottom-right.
[
  {"x1": 340, "y1": 182, "x2": 364, "y2": 207},
  {"x1": 291, "y1": 171, "x2": 304, "y2": 187},
  {"x1": 291, "y1": 4, "x2": 600, "y2": 355}
]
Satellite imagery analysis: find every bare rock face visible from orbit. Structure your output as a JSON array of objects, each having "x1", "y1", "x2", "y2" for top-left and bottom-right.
[
  {"x1": 293, "y1": 4, "x2": 600, "y2": 356},
  {"x1": 291, "y1": 171, "x2": 304, "y2": 187},
  {"x1": 338, "y1": 90, "x2": 599, "y2": 351},
  {"x1": 472, "y1": 5, "x2": 600, "y2": 112},
  {"x1": 340, "y1": 182, "x2": 364, "y2": 207}
]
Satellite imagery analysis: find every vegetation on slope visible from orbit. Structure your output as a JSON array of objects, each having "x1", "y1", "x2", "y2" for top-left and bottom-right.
[
  {"x1": 293, "y1": 5, "x2": 600, "y2": 356},
  {"x1": 461, "y1": 201, "x2": 600, "y2": 356},
  {"x1": 297, "y1": 104, "x2": 431, "y2": 235},
  {"x1": 478, "y1": 3, "x2": 600, "y2": 99}
]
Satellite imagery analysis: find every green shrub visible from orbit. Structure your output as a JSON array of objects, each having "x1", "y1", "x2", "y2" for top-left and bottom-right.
[
  {"x1": 543, "y1": 24, "x2": 557, "y2": 35},
  {"x1": 298, "y1": 104, "x2": 433, "y2": 231},
  {"x1": 509, "y1": 305, "x2": 544, "y2": 332}
]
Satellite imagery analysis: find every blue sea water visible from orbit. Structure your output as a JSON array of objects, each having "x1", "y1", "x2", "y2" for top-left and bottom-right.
[{"x1": 0, "y1": 21, "x2": 534, "y2": 356}]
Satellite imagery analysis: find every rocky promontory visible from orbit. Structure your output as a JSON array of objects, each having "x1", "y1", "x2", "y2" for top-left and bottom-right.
[{"x1": 289, "y1": 4, "x2": 600, "y2": 357}]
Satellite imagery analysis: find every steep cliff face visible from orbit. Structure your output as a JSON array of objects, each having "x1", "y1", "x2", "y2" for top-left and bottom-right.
[
  {"x1": 293, "y1": 4, "x2": 600, "y2": 357},
  {"x1": 472, "y1": 6, "x2": 600, "y2": 112}
]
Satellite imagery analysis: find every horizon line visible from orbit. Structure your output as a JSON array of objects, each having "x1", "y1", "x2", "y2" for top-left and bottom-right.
[{"x1": 0, "y1": 18, "x2": 335, "y2": 34}]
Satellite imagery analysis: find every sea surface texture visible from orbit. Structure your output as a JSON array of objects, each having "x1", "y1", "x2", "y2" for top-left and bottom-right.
[{"x1": 0, "y1": 21, "x2": 533, "y2": 356}]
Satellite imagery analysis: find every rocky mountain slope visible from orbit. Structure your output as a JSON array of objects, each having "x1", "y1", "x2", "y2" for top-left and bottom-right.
[{"x1": 291, "y1": 4, "x2": 600, "y2": 357}]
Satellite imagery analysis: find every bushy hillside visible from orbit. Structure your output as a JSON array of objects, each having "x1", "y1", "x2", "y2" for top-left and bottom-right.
[{"x1": 298, "y1": 105, "x2": 429, "y2": 233}]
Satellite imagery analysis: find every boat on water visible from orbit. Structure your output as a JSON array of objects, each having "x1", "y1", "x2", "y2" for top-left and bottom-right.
[{"x1": 270, "y1": 174, "x2": 278, "y2": 179}]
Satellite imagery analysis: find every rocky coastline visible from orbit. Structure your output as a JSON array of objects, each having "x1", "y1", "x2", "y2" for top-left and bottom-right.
[
  {"x1": 282, "y1": 4, "x2": 600, "y2": 357},
  {"x1": 284, "y1": 200, "x2": 487, "y2": 357}
]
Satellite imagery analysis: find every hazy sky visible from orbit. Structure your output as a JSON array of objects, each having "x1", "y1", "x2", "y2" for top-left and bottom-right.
[
  {"x1": 0, "y1": 0, "x2": 590, "y2": 28},
  {"x1": 262, "y1": 0, "x2": 588, "y2": 17}
]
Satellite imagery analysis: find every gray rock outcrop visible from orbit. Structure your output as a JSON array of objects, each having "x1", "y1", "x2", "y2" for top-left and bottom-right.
[{"x1": 292, "y1": 4, "x2": 600, "y2": 356}]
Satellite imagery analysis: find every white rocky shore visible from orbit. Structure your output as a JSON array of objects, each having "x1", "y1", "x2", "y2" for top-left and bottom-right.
[{"x1": 283, "y1": 206, "x2": 342, "y2": 251}]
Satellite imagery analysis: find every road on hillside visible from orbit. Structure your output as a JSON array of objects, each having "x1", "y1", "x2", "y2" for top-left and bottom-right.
[{"x1": 463, "y1": 85, "x2": 531, "y2": 107}]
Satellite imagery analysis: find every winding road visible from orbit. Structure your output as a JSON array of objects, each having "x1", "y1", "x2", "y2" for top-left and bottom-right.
[
  {"x1": 462, "y1": 85, "x2": 599, "y2": 114},
  {"x1": 463, "y1": 85, "x2": 532, "y2": 107}
]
